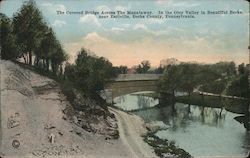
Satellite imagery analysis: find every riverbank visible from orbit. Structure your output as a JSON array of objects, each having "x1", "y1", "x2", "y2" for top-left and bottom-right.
[
  {"x1": 0, "y1": 61, "x2": 157, "y2": 157},
  {"x1": 109, "y1": 107, "x2": 157, "y2": 158},
  {"x1": 114, "y1": 92, "x2": 250, "y2": 157},
  {"x1": 109, "y1": 106, "x2": 193, "y2": 158},
  {"x1": 143, "y1": 133, "x2": 192, "y2": 158},
  {"x1": 135, "y1": 92, "x2": 248, "y2": 114}
]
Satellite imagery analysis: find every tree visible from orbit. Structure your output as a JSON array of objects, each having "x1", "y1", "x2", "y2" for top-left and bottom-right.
[
  {"x1": 64, "y1": 48, "x2": 115, "y2": 95},
  {"x1": 141, "y1": 60, "x2": 151, "y2": 73},
  {"x1": 226, "y1": 74, "x2": 248, "y2": 98},
  {"x1": 113, "y1": 65, "x2": 128, "y2": 75},
  {"x1": 179, "y1": 64, "x2": 198, "y2": 95},
  {"x1": 238, "y1": 63, "x2": 246, "y2": 75},
  {"x1": 0, "y1": 13, "x2": 20, "y2": 60},
  {"x1": 136, "y1": 64, "x2": 143, "y2": 73},
  {"x1": 50, "y1": 42, "x2": 68, "y2": 74},
  {"x1": 13, "y1": 0, "x2": 47, "y2": 65},
  {"x1": 136, "y1": 60, "x2": 151, "y2": 73},
  {"x1": 210, "y1": 61, "x2": 236, "y2": 76},
  {"x1": 154, "y1": 66, "x2": 164, "y2": 74},
  {"x1": 158, "y1": 65, "x2": 183, "y2": 97},
  {"x1": 36, "y1": 27, "x2": 58, "y2": 71}
]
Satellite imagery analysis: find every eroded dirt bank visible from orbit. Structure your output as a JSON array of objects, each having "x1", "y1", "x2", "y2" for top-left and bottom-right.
[{"x1": 0, "y1": 60, "x2": 156, "y2": 158}]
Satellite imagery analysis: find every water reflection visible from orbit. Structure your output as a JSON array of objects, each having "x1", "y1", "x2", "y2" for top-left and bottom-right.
[
  {"x1": 133, "y1": 103, "x2": 227, "y2": 129},
  {"x1": 113, "y1": 92, "x2": 159, "y2": 111},
  {"x1": 137, "y1": 104, "x2": 249, "y2": 156},
  {"x1": 114, "y1": 93, "x2": 250, "y2": 157}
]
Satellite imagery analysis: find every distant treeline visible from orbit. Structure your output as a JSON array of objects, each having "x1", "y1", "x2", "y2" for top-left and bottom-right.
[{"x1": 158, "y1": 62, "x2": 249, "y2": 99}]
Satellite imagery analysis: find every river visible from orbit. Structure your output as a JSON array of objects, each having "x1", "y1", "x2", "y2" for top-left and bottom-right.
[{"x1": 113, "y1": 91, "x2": 250, "y2": 157}]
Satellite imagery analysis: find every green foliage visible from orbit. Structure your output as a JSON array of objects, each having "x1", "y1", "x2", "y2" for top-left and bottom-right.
[
  {"x1": 200, "y1": 79, "x2": 227, "y2": 94},
  {"x1": 158, "y1": 62, "x2": 237, "y2": 98},
  {"x1": 209, "y1": 61, "x2": 236, "y2": 76},
  {"x1": 143, "y1": 133, "x2": 192, "y2": 158},
  {"x1": 0, "y1": 13, "x2": 20, "y2": 60},
  {"x1": 238, "y1": 63, "x2": 247, "y2": 75},
  {"x1": 35, "y1": 27, "x2": 68, "y2": 73},
  {"x1": 159, "y1": 63, "x2": 202, "y2": 97},
  {"x1": 60, "y1": 80, "x2": 76, "y2": 103},
  {"x1": 5, "y1": 0, "x2": 68, "y2": 75},
  {"x1": 154, "y1": 66, "x2": 164, "y2": 74},
  {"x1": 112, "y1": 65, "x2": 128, "y2": 75},
  {"x1": 64, "y1": 48, "x2": 115, "y2": 95},
  {"x1": 226, "y1": 74, "x2": 248, "y2": 98},
  {"x1": 178, "y1": 63, "x2": 200, "y2": 94},
  {"x1": 13, "y1": 0, "x2": 47, "y2": 65},
  {"x1": 158, "y1": 65, "x2": 183, "y2": 96},
  {"x1": 136, "y1": 60, "x2": 151, "y2": 73},
  {"x1": 50, "y1": 44, "x2": 68, "y2": 74}
]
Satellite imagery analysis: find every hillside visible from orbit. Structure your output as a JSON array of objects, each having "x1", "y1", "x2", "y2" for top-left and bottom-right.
[{"x1": 0, "y1": 60, "x2": 155, "y2": 158}]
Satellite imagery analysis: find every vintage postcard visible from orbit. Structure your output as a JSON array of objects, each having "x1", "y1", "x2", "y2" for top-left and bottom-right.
[{"x1": 0, "y1": 0, "x2": 250, "y2": 158}]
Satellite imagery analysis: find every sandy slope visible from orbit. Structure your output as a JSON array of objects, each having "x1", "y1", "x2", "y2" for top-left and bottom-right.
[{"x1": 0, "y1": 60, "x2": 157, "y2": 158}]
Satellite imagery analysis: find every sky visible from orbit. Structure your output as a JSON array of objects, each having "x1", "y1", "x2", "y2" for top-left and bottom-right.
[{"x1": 1, "y1": 0, "x2": 249, "y2": 67}]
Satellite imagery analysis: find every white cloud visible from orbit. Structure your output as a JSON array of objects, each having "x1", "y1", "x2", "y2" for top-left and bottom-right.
[
  {"x1": 52, "y1": 20, "x2": 66, "y2": 27},
  {"x1": 156, "y1": 0, "x2": 200, "y2": 8},
  {"x1": 133, "y1": 23, "x2": 148, "y2": 30},
  {"x1": 83, "y1": 32, "x2": 108, "y2": 42},
  {"x1": 41, "y1": 2, "x2": 66, "y2": 13},
  {"x1": 55, "y1": 4, "x2": 66, "y2": 12},
  {"x1": 147, "y1": 18, "x2": 164, "y2": 24},
  {"x1": 96, "y1": 5, "x2": 111, "y2": 12},
  {"x1": 79, "y1": 14, "x2": 101, "y2": 27},
  {"x1": 41, "y1": 2, "x2": 52, "y2": 7},
  {"x1": 114, "y1": 5, "x2": 127, "y2": 12},
  {"x1": 64, "y1": 32, "x2": 110, "y2": 62},
  {"x1": 111, "y1": 27, "x2": 125, "y2": 33},
  {"x1": 121, "y1": 24, "x2": 131, "y2": 28}
]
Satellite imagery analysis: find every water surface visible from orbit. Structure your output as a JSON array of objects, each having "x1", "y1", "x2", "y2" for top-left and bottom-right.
[{"x1": 113, "y1": 92, "x2": 250, "y2": 157}]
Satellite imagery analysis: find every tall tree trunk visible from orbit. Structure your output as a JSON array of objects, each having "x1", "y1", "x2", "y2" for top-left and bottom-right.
[
  {"x1": 34, "y1": 56, "x2": 39, "y2": 67},
  {"x1": 46, "y1": 58, "x2": 49, "y2": 71},
  {"x1": 43, "y1": 59, "x2": 45, "y2": 69},
  {"x1": 60, "y1": 64, "x2": 63, "y2": 76},
  {"x1": 28, "y1": 52, "x2": 32, "y2": 66},
  {"x1": 22, "y1": 53, "x2": 27, "y2": 64},
  {"x1": 51, "y1": 63, "x2": 55, "y2": 74}
]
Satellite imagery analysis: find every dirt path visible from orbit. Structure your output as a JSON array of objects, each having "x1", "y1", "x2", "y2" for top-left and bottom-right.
[{"x1": 109, "y1": 108, "x2": 156, "y2": 158}]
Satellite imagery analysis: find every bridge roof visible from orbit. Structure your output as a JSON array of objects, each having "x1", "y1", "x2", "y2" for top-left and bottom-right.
[{"x1": 112, "y1": 74, "x2": 162, "y2": 81}]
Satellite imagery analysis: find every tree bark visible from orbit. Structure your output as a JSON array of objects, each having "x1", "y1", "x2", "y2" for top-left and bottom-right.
[
  {"x1": 46, "y1": 58, "x2": 49, "y2": 71},
  {"x1": 60, "y1": 64, "x2": 63, "y2": 76},
  {"x1": 22, "y1": 53, "x2": 27, "y2": 64},
  {"x1": 34, "y1": 56, "x2": 39, "y2": 67},
  {"x1": 43, "y1": 59, "x2": 45, "y2": 69},
  {"x1": 28, "y1": 52, "x2": 32, "y2": 66}
]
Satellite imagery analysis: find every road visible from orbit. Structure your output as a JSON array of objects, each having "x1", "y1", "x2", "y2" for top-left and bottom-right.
[{"x1": 109, "y1": 108, "x2": 156, "y2": 158}]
